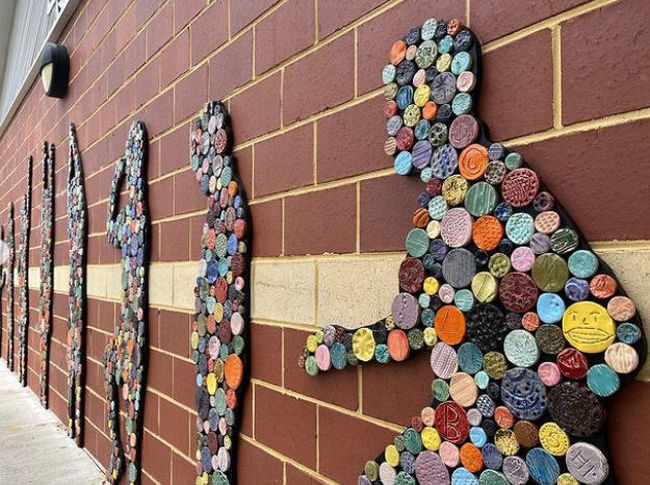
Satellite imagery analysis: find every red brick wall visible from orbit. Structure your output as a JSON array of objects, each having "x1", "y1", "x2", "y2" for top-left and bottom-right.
[{"x1": 0, "y1": 0, "x2": 649, "y2": 484}]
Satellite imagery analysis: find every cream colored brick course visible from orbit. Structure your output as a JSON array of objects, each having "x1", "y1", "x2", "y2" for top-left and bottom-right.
[
  {"x1": 316, "y1": 255, "x2": 401, "y2": 327},
  {"x1": 172, "y1": 262, "x2": 198, "y2": 310},
  {"x1": 149, "y1": 263, "x2": 173, "y2": 308},
  {"x1": 251, "y1": 259, "x2": 316, "y2": 325}
]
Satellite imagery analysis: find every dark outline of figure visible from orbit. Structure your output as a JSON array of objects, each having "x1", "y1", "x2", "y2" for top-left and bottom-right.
[
  {"x1": 17, "y1": 155, "x2": 32, "y2": 386},
  {"x1": 190, "y1": 101, "x2": 252, "y2": 485},
  {"x1": 5, "y1": 204, "x2": 14, "y2": 370},
  {"x1": 38, "y1": 141, "x2": 55, "y2": 408},
  {"x1": 103, "y1": 120, "x2": 148, "y2": 485},
  {"x1": 66, "y1": 123, "x2": 87, "y2": 445}
]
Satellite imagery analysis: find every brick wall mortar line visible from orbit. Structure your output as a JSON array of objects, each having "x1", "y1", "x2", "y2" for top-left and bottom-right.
[
  {"x1": 249, "y1": 167, "x2": 394, "y2": 205},
  {"x1": 252, "y1": 23, "x2": 257, "y2": 79},
  {"x1": 226, "y1": 0, "x2": 231, "y2": 39},
  {"x1": 314, "y1": 260, "x2": 320, "y2": 326},
  {"x1": 141, "y1": 425, "x2": 194, "y2": 467},
  {"x1": 312, "y1": 122, "x2": 317, "y2": 185},
  {"x1": 357, "y1": 365, "x2": 363, "y2": 414},
  {"x1": 249, "y1": 377, "x2": 404, "y2": 433},
  {"x1": 355, "y1": 181, "x2": 361, "y2": 253},
  {"x1": 482, "y1": 0, "x2": 620, "y2": 52},
  {"x1": 141, "y1": 469, "x2": 161, "y2": 485},
  {"x1": 552, "y1": 24, "x2": 563, "y2": 129},
  {"x1": 353, "y1": 27, "x2": 359, "y2": 97},
  {"x1": 251, "y1": 383, "x2": 256, "y2": 439},
  {"x1": 281, "y1": 197, "x2": 286, "y2": 255},
  {"x1": 505, "y1": 105, "x2": 650, "y2": 147},
  {"x1": 239, "y1": 433, "x2": 341, "y2": 485},
  {"x1": 316, "y1": 403, "x2": 320, "y2": 472},
  {"x1": 314, "y1": 0, "x2": 319, "y2": 42},
  {"x1": 147, "y1": 386, "x2": 196, "y2": 415}
]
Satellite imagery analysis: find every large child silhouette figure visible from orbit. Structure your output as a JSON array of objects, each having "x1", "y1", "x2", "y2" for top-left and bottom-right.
[
  {"x1": 300, "y1": 17, "x2": 646, "y2": 485},
  {"x1": 191, "y1": 101, "x2": 251, "y2": 485}
]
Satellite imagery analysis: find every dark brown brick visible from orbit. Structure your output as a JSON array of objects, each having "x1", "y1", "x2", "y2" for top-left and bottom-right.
[
  {"x1": 85, "y1": 389, "x2": 106, "y2": 435},
  {"x1": 159, "y1": 218, "x2": 190, "y2": 261},
  {"x1": 143, "y1": 393, "x2": 159, "y2": 435},
  {"x1": 255, "y1": 124, "x2": 314, "y2": 196},
  {"x1": 255, "y1": 385, "x2": 317, "y2": 467},
  {"x1": 286, "y1": 464, "x2": 327, "y2": 484},
  {"x1": 359, "y1": 174, "x2": 422, "y2": 252},
  {"x1": 234, "y1": 146, "x2": 253, "y2": 196},
  {"x1": 236, "y1": 440, "x2": 284, "y2": 484},
  {"x1": 172, "y1": 357, "x2": 195, "y2": 409},
  {"x1": 357, "y1": 0, "x2": 465, "y2": 94},
  {"x1": 609, "y1": 381, "x2": 650, "y2": 483},
  {"x1": 517, "y1": 118, "x2": 650, "y2": 240},
  {"x1": 562, "y1": 0, "x2": 650, "y2": 124},
  {"x1": 472, "y1": 0, "x2": 590, "y2": 43},
  {"x1": 230, "y1": 73, "x2": 282, "y2": 142},
  {"x1": 148, "y1": 307, "x2": 160, "y2": 349},
  {"x1": 250, "y1": 323, "x2": 282, "y2": 385},
  {"x1": 149, "y1": 176, "x2": 174, "y2": 220},
  {"x1": 283, "y1": 33, "x2": 355, "y2": 124},
  {"x1": 255, "y1": 0, "x2": 314, "y2": 75},
  {"x1": 317, "y1": 96, "x2": 389, "y2": 182},
  {"x1": 159, "y1": 398, "x2": 191, "y2": 455},
  {"x1": 144, "y1": 90, "x2": 174, "y2": 138},
  {"x1": 208, "y1": 30, "x2": 253, "y2": 99},
  {"x1": 362, "y1": 350, "x2": 432, "y2": 424},
  {"x1": 142, "y1": 430, "x2": 172, "y2": 483},
  {"x1": 160, "y1": 29, "x2": 189, "y2": 86},
  {"x1": 174, "y1": 168, "x2": 207, "y2": 215},
  {"x1": 318, "y1": 0, "x2": 384, "y2": 39},
  {"x1": 86, "y1": 327, "x2": 108, "y2": 361},
  {"x1": 319, "y1": 407, "x2": 396, "y2": 483},
  {"x1": 160, "y1": 123, "x2": 190, "y2": 175},
  {"x1": 284, "y1": 185, "x2": 356, "y2": 255},
  {"x1": 149, "y1": 348, "x2": 173, "y2": 395},
  {"x1": 134, "y1": 0, "x2": 159, "y2": 31},
  {"x1": 231, "y1": 0, "x2": 277, "y2": 33},
  {"x1": 174, "y1": 0, "x2": 204, "y2": 33},
  {"x1": 478, "y1": 29, "x2": 553, "y2": 140},
  {"x1": 283, "y1": 328, "x2": 358, "y2": 410},
  {"x1": 135, "y1": 57, "x2": 160, "y2": 109},
  {"x1": 159, "y1": 309, "x2": 190, "y2": 357},
  {"x1": 240, "y1": 380, "x2": 253, "y2": 437},
  {"x1": 172, "y1": 451, "x2": 196, "y2": 484},
  {"x1": 174, "y1": 64, "x2": 208, "y2": 123},
  {"x1": 124, "y1": 31, "x2": 147, "y2": 79},
  {"x1": 146, "y1": 1, "x2": 173, "y2": 57},
  {"x1": 190, "y1": 0, "x2": 228, "y2": 65},
  {"x1": 249, "y1": 199, "x2": 283, "y2": 257}
]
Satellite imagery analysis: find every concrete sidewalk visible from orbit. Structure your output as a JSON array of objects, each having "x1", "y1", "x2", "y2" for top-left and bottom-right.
[{"x1": 0, "y1": 361, "x2": 106, "y2": 484}]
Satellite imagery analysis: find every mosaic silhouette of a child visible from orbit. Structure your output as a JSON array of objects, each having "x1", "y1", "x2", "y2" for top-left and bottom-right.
[
  {"x1": 190, "y1": 101, "x2": 251, "y2": 485},
  {"x1": 103, "y1": 120, "x2": 149, "y2": 485},
  {"x1": 300, "y1": 18, "x2": 646, "y2": 485}
]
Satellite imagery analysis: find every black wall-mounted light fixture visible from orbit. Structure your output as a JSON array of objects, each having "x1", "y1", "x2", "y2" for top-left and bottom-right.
[{"x1": 40, "y1": 43, "x2": 69, "y2": 99}]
